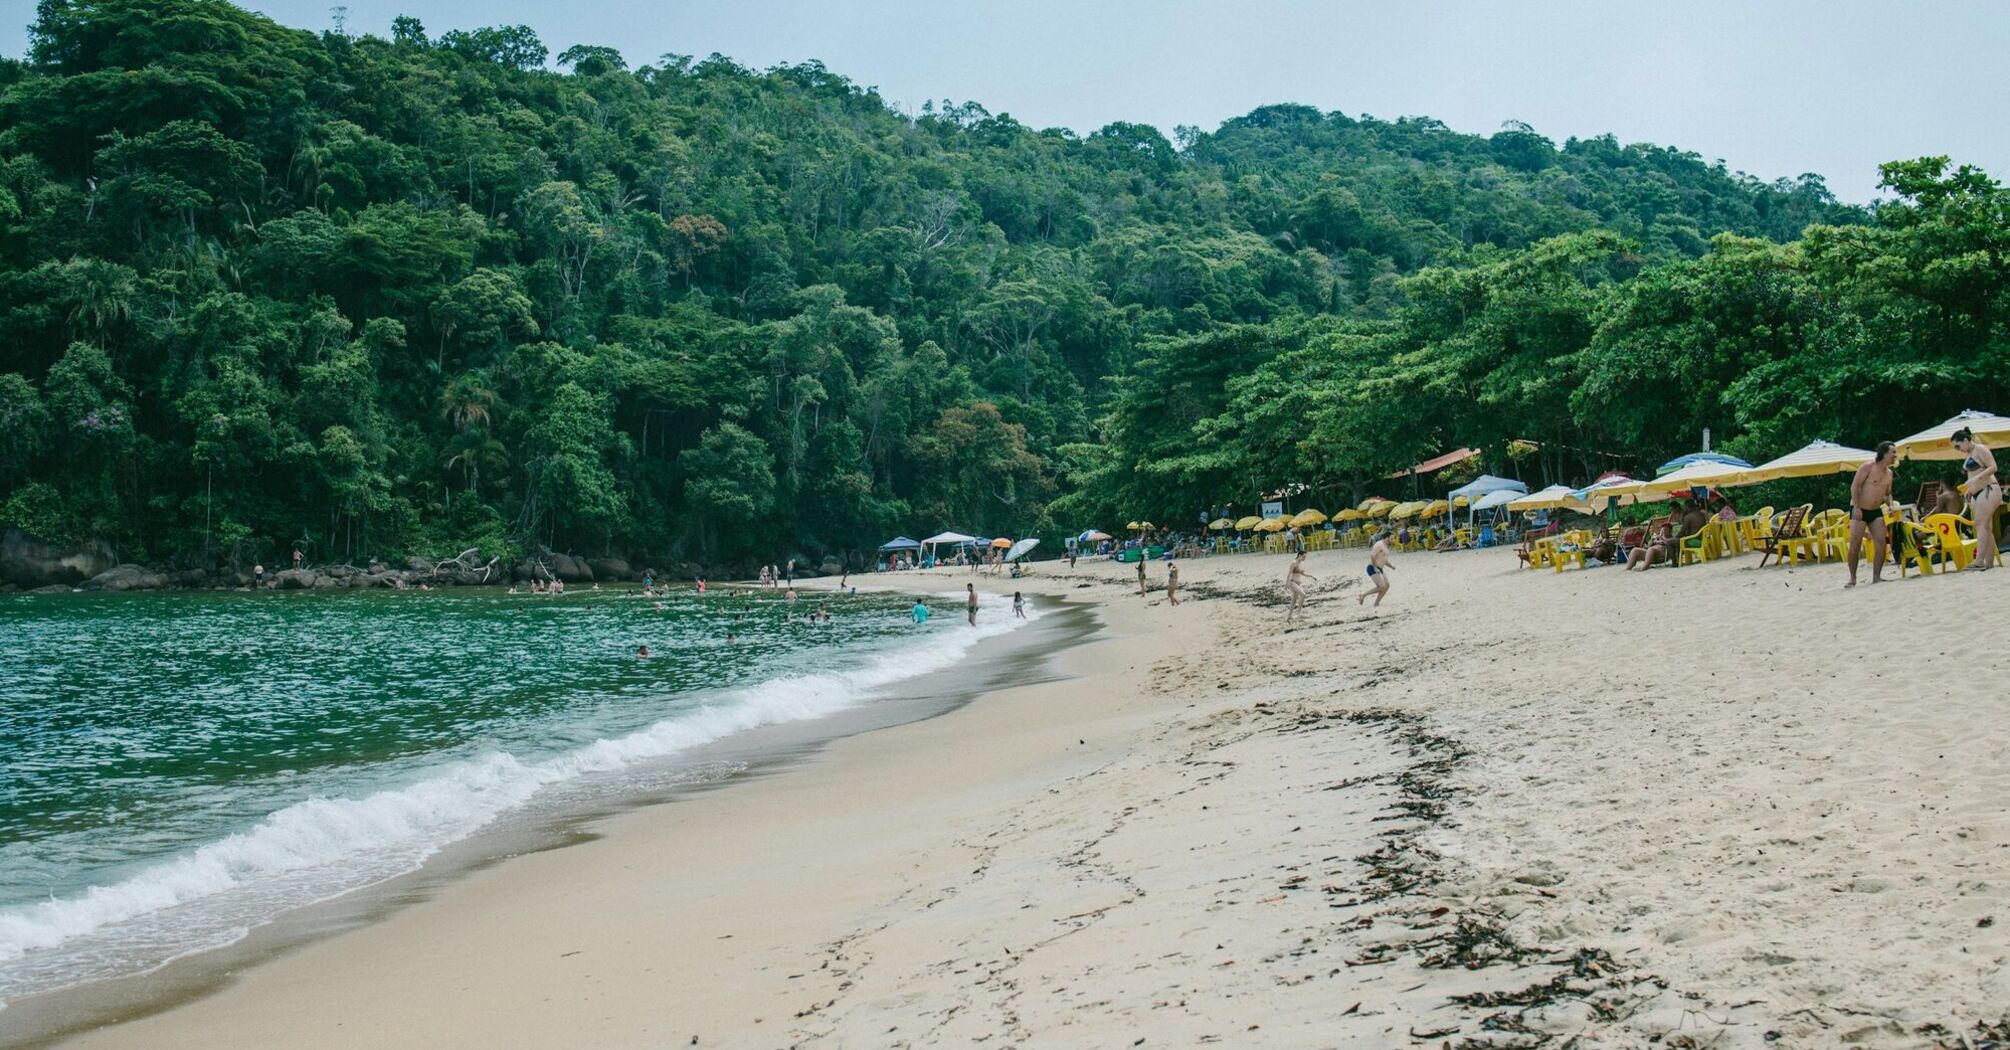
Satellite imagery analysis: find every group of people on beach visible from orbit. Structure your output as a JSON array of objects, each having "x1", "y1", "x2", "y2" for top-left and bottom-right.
[{"x1": 1841, "y1": 431, "x2": 1999, "y2": 585}]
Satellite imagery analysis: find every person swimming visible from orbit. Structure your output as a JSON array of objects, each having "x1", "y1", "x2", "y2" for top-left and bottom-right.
[{"x1": 636, "y1": 645, "x2": 650, "y2": 659}]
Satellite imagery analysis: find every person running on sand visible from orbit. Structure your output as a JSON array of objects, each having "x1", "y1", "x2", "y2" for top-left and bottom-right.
[
  {"x1": 1359, "y1": 533, "x2": 1394, "y2": 607},
  {"x1": 1013, "y1": 591, "x2": 1026, "y2": 619},
  {"x1": 1166, "y1": 561, "x2": 1181, "y2": 606},
  {"x1": 1847, "y1": 441, "x2": 1896, "y2": 587},
  {"x1": 1284, "y1": 552, "x2": 1317, "y2": 623},
  {"x1": 1956, "y1": 426, "x2": 2000, "y2": 570},
  {"x1": 966, "y1": 583, "x2": 979, "y2": 626}
]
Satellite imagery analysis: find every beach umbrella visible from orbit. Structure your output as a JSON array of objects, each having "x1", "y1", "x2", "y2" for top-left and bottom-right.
[
  {"x1": 1356, "y1": 496, "x2": 1392, "y2": 510},
  {"x1": 1078, "y1": 529, "x2": 1112, "y2": 542},
  {"x1": 1367, "y1": 501, "x2": 1396, "y2": 518},
  {"x1": 1740, "y1": 439, "x2": 1875, "y2": 482},
  {"x1": 1569, "y1": 474, "x2": 1640, "y2": 513},
  {"x1": 1254, "y1": 517, "x2": 1287, "y2": 532},
  {"x1": 1125, "y1": 521, "x2": 1138, "y2": 529},
  {"x1": 1603, "y1": 460, "x2": 1753, "y2": 503},
  {"x1": 1132, "y1": 520, "x2": 1156, "y2": 531},
  {"x1": 1507, "y1": 484, "x2": 1578, "y2": 511},
  {"x1": 1006, "y1": 538, "x2": 1040, "y2": 562},
  {"x1": 1208, "y1": 517, "x2": 1236, "y2": 530},
  {"x1": 1655, "y1": 451, "x2": 1752, "y2": 476},
  {"x1": 1471, "y1": 489, "x2": 1521, "y2": 512},
  {"x1": 1421, "y1": 499, "x2": 1450, "y2": 516},
  {"x1": 990, "y1": 537, "x2": 1013, "y2": 549},
  {"x1": 1234, "y1": 515, "x2": 1264, "y2": 529},
  {"x1": 1336, "y1": 508, "x2": 1367, "y2": 521},
  {"x1": 1287, "y1": 508, "x2": 1327, "y2": 527},
  {"x1": 1893, "y1": 409, "x2": 2010, "y2": 461}
]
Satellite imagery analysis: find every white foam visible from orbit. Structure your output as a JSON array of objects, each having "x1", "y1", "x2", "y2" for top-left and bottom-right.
[{"x1": 0, "y1": 603, "x2": 1034, "y2": 995}]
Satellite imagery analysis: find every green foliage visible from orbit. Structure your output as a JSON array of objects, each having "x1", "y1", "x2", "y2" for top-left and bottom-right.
[{"x1": 0, "y1": 0, "x2": 1986, "y2": 569}]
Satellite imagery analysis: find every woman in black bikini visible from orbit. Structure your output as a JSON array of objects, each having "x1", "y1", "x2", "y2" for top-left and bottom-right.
[{"x1": 1956, "y1": 427, "x2": 1999, "y2": 570}]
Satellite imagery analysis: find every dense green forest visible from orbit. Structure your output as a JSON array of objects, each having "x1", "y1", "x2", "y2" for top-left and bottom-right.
[{"x1": 0, "y1": 0, "x2": 1999, "y2": 570}]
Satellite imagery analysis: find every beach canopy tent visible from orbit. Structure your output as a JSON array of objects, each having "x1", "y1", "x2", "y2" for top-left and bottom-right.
[
  {"x1": 922, "y1": 531, "x2": 976, "y2": 547},
  {"x1": 878, "y1": 536, "x2": 922, "y2": 552},
  {"x1": 1077, "y1": 529, "x2": 1112, "y2": 543},
  {"x1": 1740, "y1": 440, "x2": 1875, "y2": 482},
  {"x1": 1208, "y1": 517, "x2": 1236, "y2": 530},
  {"x1": 1894, "y1": 409, "x2": 2010, "y2": 460},
  {"x1": 1655, "y1": 451, "x2": 1752, "y2": 476},
  {"x1": 1604, "y1": 460, "x2": 1752, "y2": 503},
  {"x1": 1507, "y1": 484, "x2": 1579, "y2": 511},
  {"x1": 1448, "y1": 474, "x2": 1528, "y2": 501},
  {"x1": 1287, "y1": 508, "x2": 1328, "y2": 527},
  {"x1": 1447, "y1": 473, "x2": 1528, "y2": 524},
  {"x1": 1234, "y1": 515, "x2": 1265, "y2": 529},
  {"x1": 1006, "y1": 538, "x2": 1040, "y2": 562}
]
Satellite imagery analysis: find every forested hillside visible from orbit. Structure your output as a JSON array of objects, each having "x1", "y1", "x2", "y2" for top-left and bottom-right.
[{"x1": 6, "y1": 0, "x2": 1993, "y2": 571}]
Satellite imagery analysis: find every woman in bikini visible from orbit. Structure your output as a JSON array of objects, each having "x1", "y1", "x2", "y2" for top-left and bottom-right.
[{"x1": 1956, "y1": 427, "x2": 1999, "y2": 570}]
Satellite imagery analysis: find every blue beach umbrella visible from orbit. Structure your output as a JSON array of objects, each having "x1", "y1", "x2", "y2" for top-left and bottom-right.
[{"x1": 1656, "y1": 452, "x2": 1751, "y2": 476}]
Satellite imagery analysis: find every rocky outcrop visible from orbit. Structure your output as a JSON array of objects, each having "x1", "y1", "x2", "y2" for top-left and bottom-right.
[
  {"x1": 273, "y1": 568, "x2": 320, "y2": 589},
  {"x1": 819, "y1": 556, "x2": 844, "y2": 576},
  {"x1": 548, "y1": 552, "x2": 593, "y2": 582},
  {"x1": 1, "y1": 529, "x2": 117, "y2": 587},
  {"x1": 86, "y1": 564, "x2": 169, "y2": 591},
  {"x1": 587, "y1": 557, "x2": 632, "y2": 581}
]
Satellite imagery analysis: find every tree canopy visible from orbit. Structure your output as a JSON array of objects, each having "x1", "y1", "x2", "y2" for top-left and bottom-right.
[{"x1": 3, "y1": 0, "x2": 1995, "y2": 568}]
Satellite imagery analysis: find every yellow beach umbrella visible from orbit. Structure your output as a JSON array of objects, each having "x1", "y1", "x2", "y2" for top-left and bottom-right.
[
  {"x1": 1893, "y1": 409, "x2": 2010, "y2": 461},
  {"x1": 1356, "y1": 496, "x2": 1392, "y2": 511},
  {"x1": 1336, "y1": 508, "x2": 1365, "y2": 521},
  {"x1": 1421, "y1": 499, "x2": 1450, "y2": 516},
  {"x1": 1367, "y1": 502, "x2": 1396, "y2": 518},
  {"x1": 1208, "y1": 517, "x2": 1235, "y2": 530},
  {"x1": 1740, "y1": 439, "x2": 1875, "y2": 483},
  {"x1": 1287, "y1": 508, "x2": 1327, "y2": 527},
  {"x1": 1125, "y1": 521, "x2": 1138, "y2": 529},
  {"x1": 1234, "y1": 514, "x2": 1264, "y2": 530},
  {"x1": 1254, "y1": 517, "x2": 1287, "y2": 532}
]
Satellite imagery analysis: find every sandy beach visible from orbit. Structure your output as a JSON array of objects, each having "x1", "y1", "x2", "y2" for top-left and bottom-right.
[{"x1": 15, "y1": 547, "x2": 2010, "y2": 1049}]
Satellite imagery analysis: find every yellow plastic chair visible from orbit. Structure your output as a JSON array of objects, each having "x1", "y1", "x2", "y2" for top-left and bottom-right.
[
  {"x1": 1894, "y1": 519, "x2": 1951, "y2": 577},
  {"x1": 1676, "y1": 522, "x2": 1718, "y2": 566},
  {"x1": 1923, "y1": 513, "x2": 1977, "y2": 570}
]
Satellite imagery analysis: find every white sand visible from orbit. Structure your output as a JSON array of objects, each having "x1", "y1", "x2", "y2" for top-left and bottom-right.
[{"x1": 24, "y1": 546, "x2": 2010, "y2": 1049}]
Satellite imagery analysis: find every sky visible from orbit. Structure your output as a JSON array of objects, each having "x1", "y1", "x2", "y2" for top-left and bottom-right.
[{"x1": 3, "y1": 0, "x2": 2005, "y2": 203}]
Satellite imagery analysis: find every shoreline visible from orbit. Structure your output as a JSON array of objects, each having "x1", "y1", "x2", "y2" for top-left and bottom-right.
[
  {"x1": 11, "y1": 549, "x2": 2009, "y2": 1048},
  {"x1": 0, "y1": 584, "x2": 1087, "y2": 1048}
]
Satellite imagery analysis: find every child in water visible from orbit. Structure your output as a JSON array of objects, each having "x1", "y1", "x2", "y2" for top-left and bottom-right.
[{"x1": 1013, "y1": 591, "x2": 1026, "y2": 619}]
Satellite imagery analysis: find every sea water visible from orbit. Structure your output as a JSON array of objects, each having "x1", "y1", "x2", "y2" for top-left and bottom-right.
[{"x1": 0, "y1": 584, "x2": 1025, "y2": 1004}]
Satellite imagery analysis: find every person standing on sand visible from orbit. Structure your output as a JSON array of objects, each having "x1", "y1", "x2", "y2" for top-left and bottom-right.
[
  {"x1": 1847, "y1": 441, "x2": 1896, "y2": 587},
  {"x1": 1166, "y1": 561, "x2": 1181, "y2": 606},
  {"x1": 966, "y1": 583, "x2": 979, "y2": 626},
  {"x1": 1284, "y1": 552, "x2": 1316, "y2": 623},
  {"x1": 1955, "y1": 426, "x2": 2000, "y2": 570},
  {"x1": 1359, "y1": 532, "x2": 1394, "y2": 607},
  {"x1": 1135, "y1": 555, "x2": 1148, "y2": 596}
]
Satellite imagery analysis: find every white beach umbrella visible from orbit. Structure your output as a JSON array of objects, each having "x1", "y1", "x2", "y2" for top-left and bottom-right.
[
  {"x1": 1740, "y1": 439, "x2": 1875, "y2": 482},
  {"x1": 1893, "y1": 410, "x2": 2010, "y2": 461},
  {"x1": 1506, "y1": 484, "x2": 1577, "y2": 511},
  {"x1": 1006, "y1": 538, "x2": 1040, "y2": 562},
  {"x1": 1600, "y1": 460, "x2": 1752, "y2": 504}
]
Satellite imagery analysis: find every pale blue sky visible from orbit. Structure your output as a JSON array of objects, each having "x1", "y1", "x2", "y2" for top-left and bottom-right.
[{"x1": 4, "y1": 0, "x2": 2004, "y2": 202}]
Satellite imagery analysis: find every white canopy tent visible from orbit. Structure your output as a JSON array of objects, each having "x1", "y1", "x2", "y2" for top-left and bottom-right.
[{"x1": 1447, "y1": 474, "x2": 1528, "y2": 526}]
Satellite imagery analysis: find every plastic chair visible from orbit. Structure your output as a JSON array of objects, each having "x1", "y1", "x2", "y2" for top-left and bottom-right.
[{"x1": 1923, "y1": 513, "x2": 1977, "y2": 570}]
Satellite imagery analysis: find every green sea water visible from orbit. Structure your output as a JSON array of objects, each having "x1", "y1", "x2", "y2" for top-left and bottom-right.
[{"x1": 0, "y1": 584, "x2": 1022, "y2": 1002}]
